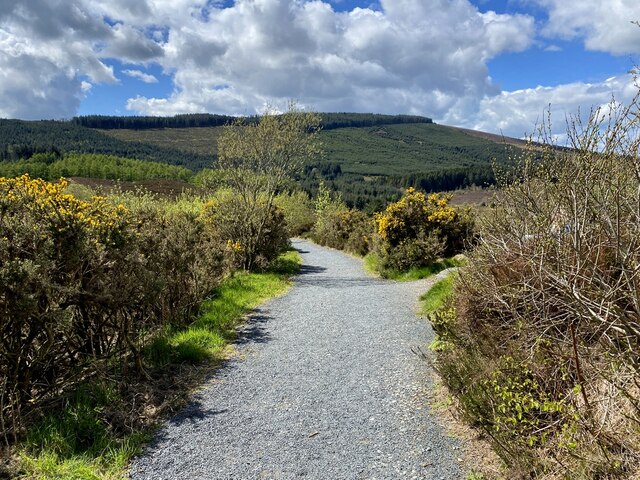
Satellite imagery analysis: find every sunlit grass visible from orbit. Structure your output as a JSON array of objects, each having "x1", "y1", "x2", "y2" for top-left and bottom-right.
[
  {"x1": 420, "y1": 272, "x2": 456, "y2": 315},
  {"x1": 364, "y1": 253, "x2": 465, "y2": 281}
]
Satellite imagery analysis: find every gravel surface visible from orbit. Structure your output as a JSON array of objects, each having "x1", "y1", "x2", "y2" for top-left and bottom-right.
[{"x1": 129, "y1": 240, "x2": 462, "y2": 479}]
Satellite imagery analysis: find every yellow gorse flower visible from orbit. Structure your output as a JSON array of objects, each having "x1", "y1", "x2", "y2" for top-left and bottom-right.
[
  {"x1": 0, "y1": 175, "x2": 130, "y2": 239},
  {"x1": 374, "y1": 187, "x2": 458, "y2": 242}
]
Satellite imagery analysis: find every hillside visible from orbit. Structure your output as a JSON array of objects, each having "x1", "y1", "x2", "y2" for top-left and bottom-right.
[
  {"x1": 0, "y1": 119, "x2": 211, "y2": 169},
  {"x1": 0, "y1": 113, "x2": 519, "y2": 208},
  {"x1": 100, "y1": 119, "x2": 515, "y2": 208}
]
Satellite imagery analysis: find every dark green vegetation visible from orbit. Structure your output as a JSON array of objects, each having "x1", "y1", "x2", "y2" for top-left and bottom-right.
[
  {"x1": 0, "y1": 173, "x2": 300, "y2": 478},
  {"x1": 17, "y1": 252, "x2": 300, "y2": 479},
  {"x1": 0, "y1": 113, "x2": 516, "y2": 209},
  {"x1": 309, "y1": 184, "x2": 474, "y2": 280},
  {"x1": 75, "y1": 112, "x2": 431, "y2": 130},
  {"x1": 0, "y1": 119, "x2": 211, "y2": 168},
  {"x1": 1, "y1": 108, "x2": 312, "y2": 479}
]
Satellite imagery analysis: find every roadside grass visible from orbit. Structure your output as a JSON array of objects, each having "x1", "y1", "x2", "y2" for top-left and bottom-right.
[
  {"x1": 364, "y1": 253, "x2": 465, "y2": 281},
  {"x1": 420, "y1": 273, "x2": 456, "y2": 316},
  {"x1": 15, "y1": 250, "x2": 300, "y2": 480}
]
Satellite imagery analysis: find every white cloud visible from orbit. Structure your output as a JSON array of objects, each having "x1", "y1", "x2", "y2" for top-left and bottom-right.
[
  {"x1": 0, "y1": 52, "x2": 83, "y2": 119},
  {"x1": 464, "y1": 75, "x2": 639, "y2": 140},
  {"x1": 535, "y1": 0, "x2": 640, "y2": 55},
  {"x1": 1, "y1": 0, "x2": 638, "y2": 142},
  {"x1": 126, "y1": 0, "x2": 535, "y2": 122},
  {"x1": 0, "y1": 0, "x2": 164, "y2": 119},
  {"x1": 122, "y1": 69, "x2": 159, "y2": 83}
]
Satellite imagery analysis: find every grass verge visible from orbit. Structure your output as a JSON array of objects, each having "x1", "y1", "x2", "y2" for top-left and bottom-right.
[
  {"x1": 420, "y1": 273, "x2": 456, "y2": 316},
  {"x1": 364, "y1": 253, "x2": 465, "y2": 281},
  {"x1": 13, "y1": 250, "x2": 301, "y2": 480}
]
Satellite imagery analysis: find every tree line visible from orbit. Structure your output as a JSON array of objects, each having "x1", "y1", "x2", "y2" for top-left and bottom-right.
[{"x1": 72, "y1": 112, "x2": 432, "y2": 131}]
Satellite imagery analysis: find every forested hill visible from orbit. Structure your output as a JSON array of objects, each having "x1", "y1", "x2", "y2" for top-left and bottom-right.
[
  {"x1": 72, "y1": 112, "x2": 432, "y2": 131},
  {"x1": 0, "y1": 113, "x2": 518, "y2": 208},
  {"x1": 0, "y1": 119, "x2": 211, "y2": 169}
]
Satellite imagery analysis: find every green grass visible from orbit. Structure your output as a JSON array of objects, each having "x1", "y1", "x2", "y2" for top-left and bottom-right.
[
  {"x1": 18, "y1": 385, "x2": 149, "y2": 480},
  {"x1": 420, "y1": 272, "x2": 456, "y2": 315},
  {"x1": 17, "y1": 250, "x2": 301, "y2": 480},
  {"x1": 364, "y1": 253, "x2": 465, "y2": 281}
]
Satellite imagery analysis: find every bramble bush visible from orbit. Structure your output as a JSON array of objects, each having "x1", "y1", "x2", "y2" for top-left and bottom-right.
[
  {"x1": 373, "y1": 188, "x2": 474, "y2": 274},
  {"x1": 430, "y1": 96, "x2": 640, "y2": 478}
]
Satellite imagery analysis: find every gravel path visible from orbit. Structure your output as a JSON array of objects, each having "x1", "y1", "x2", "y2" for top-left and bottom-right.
[{"x1": 130, "y1": 240, "x2": 462, "y2": 479}]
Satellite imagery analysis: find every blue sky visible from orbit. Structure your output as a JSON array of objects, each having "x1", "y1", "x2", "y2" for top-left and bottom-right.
[{"x1": 1, "y1": 0, "x2": 639, "y2": 138}]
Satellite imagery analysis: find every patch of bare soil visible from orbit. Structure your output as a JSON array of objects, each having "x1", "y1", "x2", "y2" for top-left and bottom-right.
[
  {"x1": 67, "y1": 177, "x2": 198, "y2": 197},
  {"x1": 450, "y1": 188, "x2": 494, "y2": 206}
]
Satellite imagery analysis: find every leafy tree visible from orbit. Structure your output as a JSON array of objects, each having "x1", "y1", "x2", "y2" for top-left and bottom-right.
[{"x1": 216, "y1": 103, "x2": 322, "y2": 269}]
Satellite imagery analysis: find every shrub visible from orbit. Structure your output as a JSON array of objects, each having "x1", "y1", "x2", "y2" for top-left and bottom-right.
[
  {"x1": 311, "y1": 183, "x2": 374, "y2": 255},
  {"x1": 373, "y1": 188, "x2": 473, "y2": 274},
  {"x1": 431, "y1": 97, "x2": 640, "y2": 477},
  {"x1": 0, "y1": 177, "x2": 225, "y2": 440},
  {"x1": 202, "y1": 190, "x2": 289, "y2": 270},
  {"x1": 274, "y1": 190, "x2": 315, "y2": 237},
  {"x1": 0, "y1": 175, "x2": 136, "y2": 439}
]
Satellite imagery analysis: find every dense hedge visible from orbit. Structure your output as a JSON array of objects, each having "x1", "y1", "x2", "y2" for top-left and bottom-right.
[
  {"x1": 429, "y1": 103, "x2": 640, "y2": 477},
  {"x1": 0, "y1": 176, "x2": 289, "y2": 441}
]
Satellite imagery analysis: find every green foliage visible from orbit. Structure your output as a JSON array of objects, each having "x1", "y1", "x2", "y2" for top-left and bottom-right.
[
  {"x1": 0, "y1": 176, "x2": 224, "y2": 442},
  {"x1": 74, "y1": 113, "x2": 236, "y2": 130},
  {"x1": 0, "y1": 119, "x2": 209, "y2": 169},
  {"x1": 431, "y1": 96, "x2": 640, "y2": 477},
  {"x1": 202, "y1": 190, "x2": 290, "y2": 271},
  {"x1": 3, "y1": 115, "x2": 513, "y2": 210},
  {"x1": 311, "y1": 182, "x2": 374, "y2": 255},
  {"x1": 386, "y1": 256, "x2": 465, "y2": 281},
  {"x1": 0, "y1": 153, "x2": 193, "y2": 181},
  {"x1": 15, "y1": 244, "x2": 300, "y2": 479},
  {"x1": 420, "y1": 273, "x2": 456, "y2": 315},
  {"x1": 372, "y1": 188, "x2": 474, "y2": 276},
  {"x1": 274, "y1": 190, "x2": 316, "y2": 237},
  {"x1": 19, "y1": 383, "x2": 148, "y2": 480},
  {"x1": 214, "y1": 104, "x2": 321, "y2": 269},
  {"x1": 320, "y1": 123, "x2": 509, "y2": 177}
]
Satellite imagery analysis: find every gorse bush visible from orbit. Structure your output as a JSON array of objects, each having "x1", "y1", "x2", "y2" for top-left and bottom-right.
[
  {"x1": 0, "y1": 175, "x2": 226, "y2": 441},
  {"x1": 431, "y1": 96, "x2": 640, "y2": 478},
  {"x1": 373, "y1": 188, "x2": 473, "y2": 274},
  {"x1": 0, "y1": 175, "x2": 135, "y2": 439}
]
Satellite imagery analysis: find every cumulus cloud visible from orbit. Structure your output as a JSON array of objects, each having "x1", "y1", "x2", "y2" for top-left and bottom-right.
[
  {"x1": 536, "y1": 0, "x2": 640, "y2": 55},
  {"x1": 0, "y1": 0, "x2": 164, "y2": 119},
  {"x1": 122, "y1": 69, "x2": 159, "y2": 83},
  {"x1": 1, "y1": 0, "x2": 638, "y2": 140},
  {"x1": 0, "y1": 52, "x2": 83, "y2": 119},
  {"x1": 127, "y1": 0, "x2": 535, "y2": 123},
  {"x1": 465, "y1": 75, "x2": 639, "y2": 141}
]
